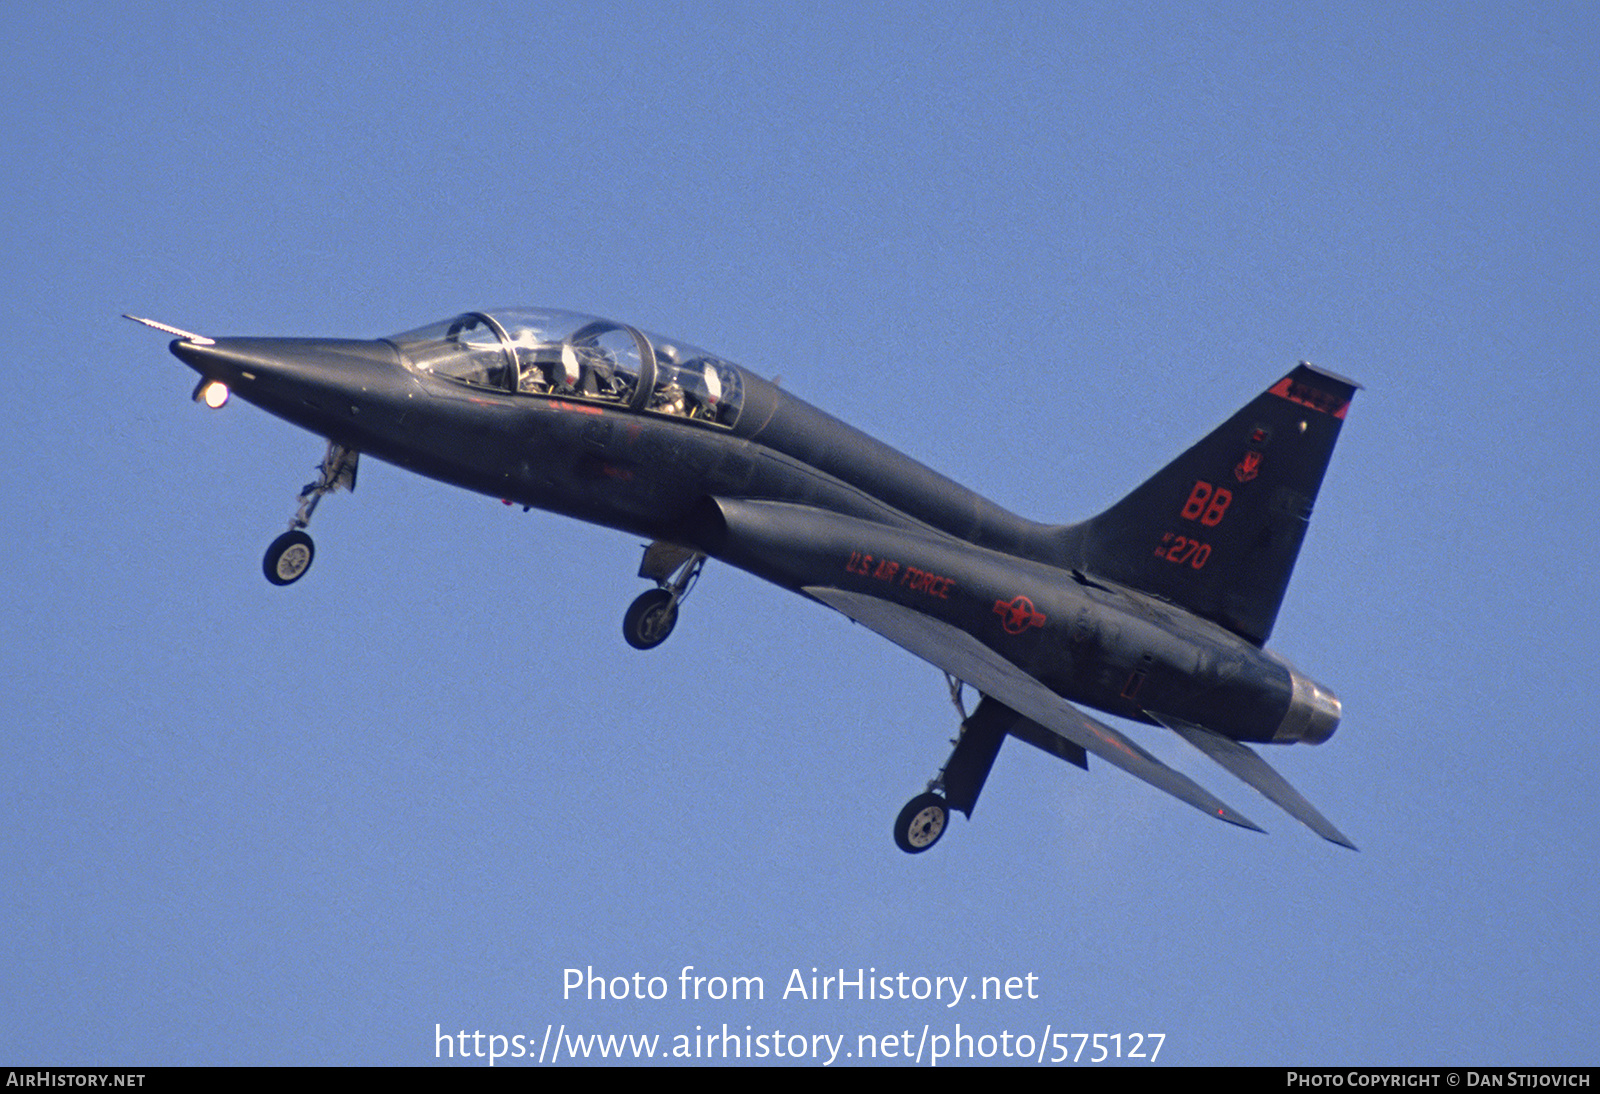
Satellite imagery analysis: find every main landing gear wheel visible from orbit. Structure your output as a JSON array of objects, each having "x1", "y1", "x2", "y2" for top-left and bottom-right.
[
  {"x1": 894, "y1": 792, "x2": 950, "y2": 854},
  {"x1": 623, "y1": 588, "x2": 678, "y2": 650},
  {"x1": 263, "y1": 530, "x2": 315, "y2": 586}
]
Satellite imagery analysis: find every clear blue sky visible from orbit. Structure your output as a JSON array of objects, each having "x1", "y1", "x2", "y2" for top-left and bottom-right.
[{"x1": 4, "y1": 0, "x2": 1596, "y2": 1066}]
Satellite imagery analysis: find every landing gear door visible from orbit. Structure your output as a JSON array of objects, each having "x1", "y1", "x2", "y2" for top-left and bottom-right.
[{"x1": 639, "y1": 541, "x2": 698, "y2": 582}]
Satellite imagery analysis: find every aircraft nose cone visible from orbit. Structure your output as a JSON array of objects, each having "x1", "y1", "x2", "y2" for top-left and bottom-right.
[
  {"x1": 169, "y1": 336, "x2": 408, "y2": 440},
  {"x1": 170, "y1": 336, "x2": 401, "y2": 387}
]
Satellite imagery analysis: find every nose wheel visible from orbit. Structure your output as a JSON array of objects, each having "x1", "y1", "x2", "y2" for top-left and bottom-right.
[
  {"x1": 264, "y1": 530, "x2": 315, "y2": 586},
  {"x1": 261, "y1": 442, "x2": 357, "y2": 586}
]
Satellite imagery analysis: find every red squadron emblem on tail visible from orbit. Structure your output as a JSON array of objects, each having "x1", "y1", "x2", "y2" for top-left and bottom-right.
[
  {"x1": 1234, "y1": 449, "x2": 1262, "y2": 483},
  {"x1": 994, "y1": 595, "x2": 1047, "y2": 635}
]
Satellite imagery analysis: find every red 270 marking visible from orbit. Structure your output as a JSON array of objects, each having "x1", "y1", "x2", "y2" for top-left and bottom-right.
[{"x1": 1155, "y1": 532, "x2": 1212, "y2": 569}]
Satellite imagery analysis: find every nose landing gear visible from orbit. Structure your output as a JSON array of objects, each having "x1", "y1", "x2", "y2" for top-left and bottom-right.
[
  {"x1": 262, "y1": 442, "x2": 358, "y2": 586},
  {"x1": 264, "y1": 529, "x2": 315, "y2": 585}
]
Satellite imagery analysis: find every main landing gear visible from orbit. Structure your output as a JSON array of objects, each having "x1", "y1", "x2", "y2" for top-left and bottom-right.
[
  {"x1": 895, "y1": 793, "x2": 950, "y2": 854},
  {"x1": 894, "y1": 677, "x2": 1010, "y2": 854},
  {"x1": 263, "y1": 442, "x2": 358, "y2": 586},
  {"x1": 623, "y1": 541, "x2": 707, "y2": 649}
]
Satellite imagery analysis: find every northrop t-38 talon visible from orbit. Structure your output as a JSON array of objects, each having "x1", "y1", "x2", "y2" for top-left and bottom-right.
[{"x1": 127, "y1": 307, "x2": 1359, "y2": 852}]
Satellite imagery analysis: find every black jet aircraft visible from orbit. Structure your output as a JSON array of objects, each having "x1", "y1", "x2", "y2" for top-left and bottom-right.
[{"x1": 127, "y1": 307, "x2": 1359, "y2": 852}]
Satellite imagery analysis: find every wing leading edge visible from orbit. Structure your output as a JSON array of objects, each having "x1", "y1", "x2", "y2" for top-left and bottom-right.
[{"x1": 803, "y1": 586, "x2": 1265, "y2": 834}]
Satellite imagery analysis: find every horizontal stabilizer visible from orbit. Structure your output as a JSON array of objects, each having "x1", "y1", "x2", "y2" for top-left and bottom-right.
[
  {"x1": 804, "y1": 586, "x2": 1263, "y2": 834},
  {"x1": 1150, "y1": 713, "x2": 1356, "y2": 849}
]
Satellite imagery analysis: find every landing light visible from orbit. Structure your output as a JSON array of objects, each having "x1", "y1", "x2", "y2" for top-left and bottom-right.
[{"x1": 194, "y1": 379, "x2": 230, "y2": 409}]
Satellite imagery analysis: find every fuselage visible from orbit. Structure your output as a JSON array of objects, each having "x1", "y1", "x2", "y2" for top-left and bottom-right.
[{"x1": 169, "y1": 307, "x2": 1334, "y2": 747}]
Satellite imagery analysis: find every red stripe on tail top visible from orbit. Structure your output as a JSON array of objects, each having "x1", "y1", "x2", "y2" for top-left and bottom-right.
[{"x1": 1268, "y1": 376, "x2": 1350, "y2": 419}]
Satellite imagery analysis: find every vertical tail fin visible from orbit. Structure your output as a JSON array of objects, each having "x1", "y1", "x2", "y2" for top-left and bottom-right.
[{"x1": 1063, "y1": 363, "x2": 1359, "y2": 645}]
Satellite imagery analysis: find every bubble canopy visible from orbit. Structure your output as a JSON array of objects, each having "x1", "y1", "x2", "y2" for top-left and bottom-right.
[{"x1": 386, "y1": 308, "x2": 743, "y2": 428}]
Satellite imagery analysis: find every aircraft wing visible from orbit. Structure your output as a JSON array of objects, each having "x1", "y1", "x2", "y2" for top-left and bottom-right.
[
  {"x1": 1148, "y1": 713, "x2": 1357, "y2": 849},
  {"x1": 802, "y1": 586, "x2": 1263, "y2": 834}
]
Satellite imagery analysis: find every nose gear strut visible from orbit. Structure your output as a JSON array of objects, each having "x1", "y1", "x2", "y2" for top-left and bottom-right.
[{"x1": 263, "y1": 441, "x2": 358, "y2": 586}]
